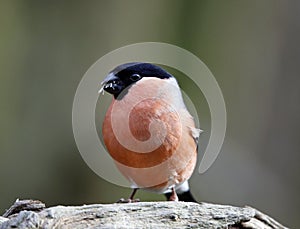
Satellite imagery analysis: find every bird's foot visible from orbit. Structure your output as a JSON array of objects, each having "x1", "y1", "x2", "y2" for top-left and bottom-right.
[
  {"x1": 116, "y1": 188, "x2": 140, "y2": 203},
  {"x1": 168, "y1": 187, "x2": 179, "y2": 201},
  {"x1": 116, "y1": 198, "x2": 140, "y2": 203}
]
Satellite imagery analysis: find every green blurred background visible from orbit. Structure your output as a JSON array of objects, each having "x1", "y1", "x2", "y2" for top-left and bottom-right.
[{"x1": 0, "y1": 1, "x2": 299, "y2": 227}]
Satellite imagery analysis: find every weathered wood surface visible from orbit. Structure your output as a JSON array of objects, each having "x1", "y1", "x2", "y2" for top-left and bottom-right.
[{"x1": 0, "y1": 199, "x2": 288, "y2": 229}]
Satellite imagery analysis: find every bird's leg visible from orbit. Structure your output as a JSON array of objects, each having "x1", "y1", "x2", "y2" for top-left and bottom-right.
[
  {"x1": 129, "y1": 188, "x2": 138, "y2": 200},
  {"x1": 117, "y1": 188, "x2": 140, "y2": 203},
  {"x1": 168, "y1": 187, "x2": 179, "y2": 201}
]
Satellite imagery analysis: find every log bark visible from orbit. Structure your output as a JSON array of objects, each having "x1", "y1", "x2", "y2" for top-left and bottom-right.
[{"x1": 0, "y1": 199, "x2": 288, "y2": 229}]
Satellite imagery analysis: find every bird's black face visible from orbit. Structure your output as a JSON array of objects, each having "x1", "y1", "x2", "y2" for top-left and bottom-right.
[{"x1": 101, "y1": 63, "x2": 173, "y2": 99}]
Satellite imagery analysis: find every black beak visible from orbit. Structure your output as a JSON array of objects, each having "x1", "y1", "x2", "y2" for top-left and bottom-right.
[{"x1": 101, "y1": 73, "x2": 124, "y2": 95}]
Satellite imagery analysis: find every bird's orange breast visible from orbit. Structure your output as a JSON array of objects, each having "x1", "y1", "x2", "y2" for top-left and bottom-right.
[{"x1": 103, "y1": 98, "x2": 182, "y2": 168}]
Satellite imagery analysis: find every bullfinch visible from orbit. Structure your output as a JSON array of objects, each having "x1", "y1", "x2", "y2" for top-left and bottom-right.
[{"x1": 100, "y1": 63, "x2": 201, "y2": 202}]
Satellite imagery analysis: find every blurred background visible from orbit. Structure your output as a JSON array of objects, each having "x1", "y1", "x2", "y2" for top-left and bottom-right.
[{"x1": 0, "y1": 1, "x2": 299, "y2": 227}]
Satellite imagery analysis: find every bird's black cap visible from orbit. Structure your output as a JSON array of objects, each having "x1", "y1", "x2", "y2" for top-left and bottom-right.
[{"x1": 102, "y1": 63, "x2": 173, "y2": 99}]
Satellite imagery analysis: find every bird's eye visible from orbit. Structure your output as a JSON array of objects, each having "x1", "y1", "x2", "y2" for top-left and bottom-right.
[{"x1": 130, "y1": 73, "x2": 141, "y2": 81}]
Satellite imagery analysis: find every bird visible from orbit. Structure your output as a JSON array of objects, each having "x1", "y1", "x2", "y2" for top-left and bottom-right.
[{"x1": 100, "y1": 62, "x2": 201, "y2": 202}]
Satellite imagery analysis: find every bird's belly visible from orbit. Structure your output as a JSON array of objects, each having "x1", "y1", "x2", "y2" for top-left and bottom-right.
[{"x1": 102, "y1": 98, "x2": 197, "y2": 192}]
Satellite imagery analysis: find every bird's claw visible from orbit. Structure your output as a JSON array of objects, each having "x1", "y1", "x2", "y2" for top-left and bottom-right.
[{"x1": 116, "y1": 198, "x2": 140, "y2": 203}]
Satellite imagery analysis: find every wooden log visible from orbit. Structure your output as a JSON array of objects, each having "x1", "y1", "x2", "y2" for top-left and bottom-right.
[{"x1": 0, "y1": 199, "x2": 288, "y2": 229}]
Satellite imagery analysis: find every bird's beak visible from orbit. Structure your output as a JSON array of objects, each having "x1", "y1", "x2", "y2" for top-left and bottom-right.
[{"x1": 98, "y1": 73, "x2": 124, "y2": 95}]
